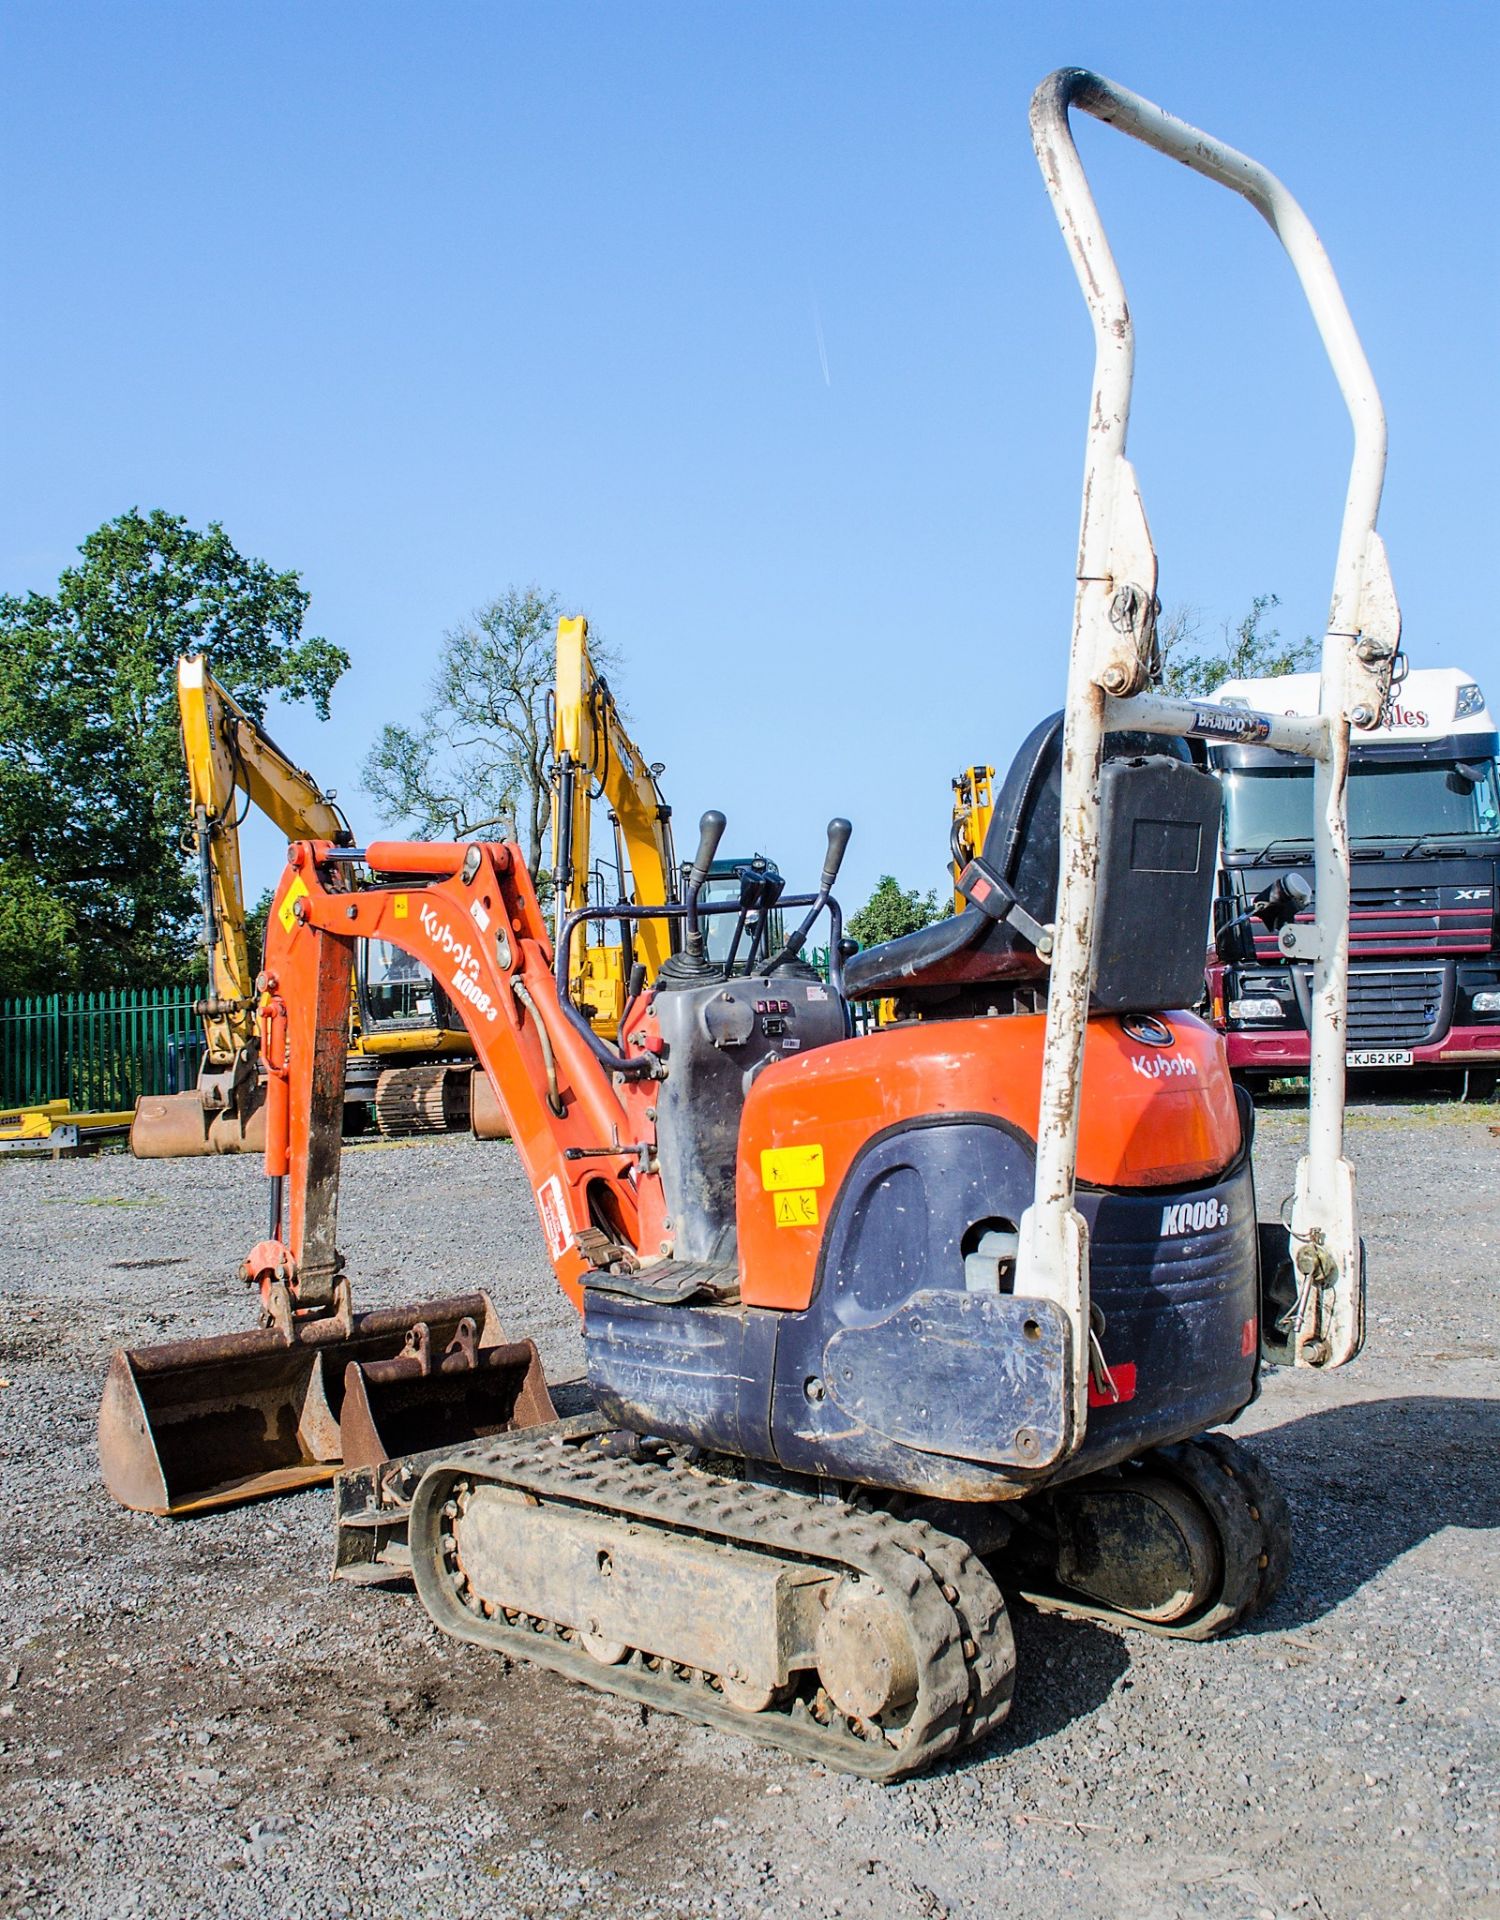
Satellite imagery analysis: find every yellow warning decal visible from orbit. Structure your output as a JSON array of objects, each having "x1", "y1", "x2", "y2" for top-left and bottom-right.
[
  {"x1": 393, "y1": 894, "x2": 409, "y2": 920},
  {"x1": 773, "y1": 1189, "x2": 820, "y2": 1229},
  {"x1": 277, "y1": 875, "x2": 310, "y2": 935},
  {"x1": 759, "y1": 1144, "x2": 825, "y2": 1192}
]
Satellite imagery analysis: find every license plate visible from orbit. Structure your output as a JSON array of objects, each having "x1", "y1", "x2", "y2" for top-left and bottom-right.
[{"x1": 1346, "y1": 1048, "x2": 1413, "y2": 1068}]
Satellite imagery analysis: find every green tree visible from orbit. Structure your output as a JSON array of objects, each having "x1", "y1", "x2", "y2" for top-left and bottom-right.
[
  {"x1": 848, "y1": 875, "x2": 943, "y2": 949},
  {"x1": 0, "y1": 509, "x2": 348, "y2": 995},
  {"x1": 363, "y1": 586, "x2": 612, "y2": 880},
  {"x1": 1155, "y1": 593, "x2": 1319, "y2": 698}
]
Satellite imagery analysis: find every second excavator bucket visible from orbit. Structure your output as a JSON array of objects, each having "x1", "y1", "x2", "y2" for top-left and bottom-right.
[
  {"x1": 130, "y1": 1089, "x2": 268, "y2": 1159},
  {"x1": 98, "y1": 1292, "x2": 554, "y2": 1516},
  {"x1": 339, "y1": 1307, "x2": 555, "y2": 1471}
]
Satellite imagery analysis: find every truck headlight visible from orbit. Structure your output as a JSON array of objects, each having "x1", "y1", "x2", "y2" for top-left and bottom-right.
[
  {"x1": 1227, "y1": 997, "x2": 1284, "y2": 1022},
  {"x1": 1472, "y1": 989, "x2": 1500, "y2": 1014},
  {"x1": 1455, "y1": 681, "x2": 1485, "y2": 719}
]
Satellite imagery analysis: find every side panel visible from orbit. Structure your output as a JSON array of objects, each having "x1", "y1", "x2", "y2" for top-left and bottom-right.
[
  {"x1": 767, "y1": 1119, "x2": 1258, "y2": 1498},
  {"x1": 737, "y1": 1013, "x2": 1242, "y2": 1312},
  {"x1": 585, "y1": 1294, "x2": 778, "y2": 1462}
]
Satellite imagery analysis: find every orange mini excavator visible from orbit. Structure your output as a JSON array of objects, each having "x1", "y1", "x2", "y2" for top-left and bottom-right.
[{"x1": 99, "y1": 69, "x2": 1398, "y2": 1778}]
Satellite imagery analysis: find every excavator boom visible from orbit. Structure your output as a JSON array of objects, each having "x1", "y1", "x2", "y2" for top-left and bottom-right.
[
  {"x1": 131, "y1": 657, "x2": 351, "y2": 1159},
  {"x1": 550, "y1": 615, "x2": 678, "y2": 1032}
]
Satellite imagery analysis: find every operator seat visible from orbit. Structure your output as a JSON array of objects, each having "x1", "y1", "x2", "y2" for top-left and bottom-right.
[{"x1": 844, "y1": 711, "x2": 1221, "y2": 1015}]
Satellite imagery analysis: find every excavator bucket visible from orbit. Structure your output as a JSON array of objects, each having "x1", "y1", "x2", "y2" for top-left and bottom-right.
[
  {"x1": 339, "y1": 1312, "x2": 555, "y2": 1471},
  {"x1": 98, "y1": 1292, "x2": 554, "y2": 1516},
  {"x1": 130, "y1": 1089, "x2": 268, "y2": 1158}
]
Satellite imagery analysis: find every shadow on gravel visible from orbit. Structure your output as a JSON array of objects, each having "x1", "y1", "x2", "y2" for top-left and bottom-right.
[
  {"x1": 1236, "y1": 1394, "x2": 1499, "y2": 1631},
  {"x1": 934, "y1": 1608, "x2": 1131, "y2": 1776}
]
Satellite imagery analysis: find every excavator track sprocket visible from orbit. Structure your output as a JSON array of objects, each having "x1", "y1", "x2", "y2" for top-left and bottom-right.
[
  {"x1": 1011, "y1": 1431, "x2": 1293, "y2": 1642},
  {"x1": 409, "y1": 1421, "x2": 1015, "y2": 1780}
]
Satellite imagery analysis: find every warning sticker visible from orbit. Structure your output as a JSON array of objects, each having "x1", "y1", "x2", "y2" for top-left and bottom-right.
[
  {"x1": 276, "y1": 875, "x2": 309, "y2": 935},
  {"x1": 773, "y1": 1189, "x2": 820, "y2": 1229},
  {"x1": 760, "y1": 1144, "x2": 825, "y2": 1191},
  {"x1": 535, "y1": 1175, "x2": 570, "y2": 1260},
  {"x1": 393, "y1": 894, "x2": 409, "y2": 920}
]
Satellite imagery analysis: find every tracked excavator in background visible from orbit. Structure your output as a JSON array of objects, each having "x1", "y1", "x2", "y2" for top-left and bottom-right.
[
  {"x1": 130, "y1": 657, "x2": 477, "y2": 1157},
  {"x1": 100, "y1": 69, "x2": 1399, "y2": 1777},
  {"x1": 543, "y1": 612, "x2": 790, "y2": 1028},
  {"x1": 140, "y1": 631, "x2": 695, "y2": 1153}
]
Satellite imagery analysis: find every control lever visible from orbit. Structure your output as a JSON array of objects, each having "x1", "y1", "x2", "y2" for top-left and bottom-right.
[
  {"x1": 683, "y1": 810, "x2": 727, "y2": 962},
  {"x1": 767, "y1": 817, "x2": 853, "y2": 972},
  {"x1": 818, "y1": 817, "x2": 853, "y2": 894}
]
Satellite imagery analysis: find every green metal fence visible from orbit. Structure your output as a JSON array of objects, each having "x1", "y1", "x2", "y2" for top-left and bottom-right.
[{"x1": 0, "y1": 986, "x2": 203, "y2": 1112}]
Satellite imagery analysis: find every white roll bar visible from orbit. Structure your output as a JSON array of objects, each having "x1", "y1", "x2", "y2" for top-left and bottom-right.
[{"x1": 1015, "y1": 69, "x2": 1399, "y2": 1458}]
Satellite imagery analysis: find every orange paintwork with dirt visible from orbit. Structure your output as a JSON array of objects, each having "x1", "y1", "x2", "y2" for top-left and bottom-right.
[
  {"x1": 260, "y1": 841, "x2": 665, "y2": 1311},
  {"x1": 735, "y1": 1012, "x2": 1241, "y2": 1311}
]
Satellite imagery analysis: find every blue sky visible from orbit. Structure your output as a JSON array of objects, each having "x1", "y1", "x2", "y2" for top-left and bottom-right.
[{"x1": 4, "y1": 3, "x2": 1497, "y2": 911}]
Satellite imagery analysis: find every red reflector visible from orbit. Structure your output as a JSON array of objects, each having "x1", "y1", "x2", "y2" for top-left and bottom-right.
[
  {"x1": 1241, "y1": 1316, "x2": 1257, "y2": 1357},
  {"x1": 1088, "y1": 1361, "x2": 1137, "y2": 1408}
]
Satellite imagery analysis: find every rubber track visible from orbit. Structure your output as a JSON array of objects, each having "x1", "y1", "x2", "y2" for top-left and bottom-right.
[
  {"x1": 409, "y1": 1427, "x2": 1015, "y2": 1780},
  {"x1": 1013, "y1": 1431, "x2": 1293, "y2": 1642}
]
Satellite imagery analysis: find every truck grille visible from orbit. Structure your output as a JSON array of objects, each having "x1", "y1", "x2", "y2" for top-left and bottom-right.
[
  {"x1": 1346, "y1": 965, "x2": 1445, "y2": 1047},
  {"x1": 1351, "y1": 883, "x2": 1439, "y2": 913}
]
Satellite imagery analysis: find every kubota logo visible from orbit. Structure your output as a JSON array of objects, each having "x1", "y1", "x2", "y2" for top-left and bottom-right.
[
  {"x1": 418, "y1": 903, "x2": 499, "y2": 1023},
  {"x1": 1128, "y1": 1052, "x2": 1198, "y2": 1081},
  {"x1": 1161, "y1": 1199, "x2": 1229, "y2": 1235}
]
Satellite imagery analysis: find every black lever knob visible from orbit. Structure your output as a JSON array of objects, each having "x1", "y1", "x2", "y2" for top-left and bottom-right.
[
  {"x1": 688, "y1": 810, "x2": 727, "y2": 891},
  {"x1": 820, "y1": 818, "x2": 853, "y2": 893}
]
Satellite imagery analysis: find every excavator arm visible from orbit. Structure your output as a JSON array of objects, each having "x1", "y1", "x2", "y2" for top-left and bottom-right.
[
  {"x1": 253, "y1": 835, "x2": 660, "y2": 1323},
  {"x1": 551, "y1": 616, "x2": 678, "y2": 1029},
  {"x1": 179, "y1": 655, "x2": 349, "y2": 1075},
  {"x1": 131, "y1": 658, "x2": 351, "y2": 1158}
]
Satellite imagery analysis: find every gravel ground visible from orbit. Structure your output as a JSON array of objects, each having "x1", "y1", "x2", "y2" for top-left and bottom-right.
[{"x1": 0, "y1": 1103, "x2": 1495, "y2": 1920}]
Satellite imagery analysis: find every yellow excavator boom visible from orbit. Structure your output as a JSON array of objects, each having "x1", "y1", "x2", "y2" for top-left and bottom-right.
[
  {"x1": 550, "y1": 616, "x2": 678, "y2": 1029},
  {"x1": 178, "y1": 655, "x2": 348, "y2": 1070},
  {"x1": 949, "y1": 764, "x2": 996, "y2": 915},
  {"x1": 131, "y1": 657, "x2": 354, "y2": 1157}
]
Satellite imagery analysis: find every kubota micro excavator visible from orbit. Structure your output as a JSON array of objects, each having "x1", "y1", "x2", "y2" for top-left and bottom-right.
[{"x1": 99, "y1": 69, "x2": 1399, "y2": 1778}]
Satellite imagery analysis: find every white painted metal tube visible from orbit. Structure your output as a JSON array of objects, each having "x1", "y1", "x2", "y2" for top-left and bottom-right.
[
  {"x1": 1105, "y1": 693, "x2": 1331, "y2": 763},
  {"x1": 1018, "y1": 68, "x2": 1395, "y2": 1455}
]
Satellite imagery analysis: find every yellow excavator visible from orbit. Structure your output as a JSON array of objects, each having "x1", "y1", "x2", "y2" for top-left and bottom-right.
[
  {"x1": 548, "y1": 614, "x2": 678, "y2": 1029},
  {"x1": 949, "y1": 765, "x2": 996, "y2": 913},
  {"x1": 130, "y1": 658, "x2": 475, "y2": 1157}
]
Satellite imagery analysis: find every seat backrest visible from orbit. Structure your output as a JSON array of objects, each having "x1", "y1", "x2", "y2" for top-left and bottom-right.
[{"x1": 844, "y1": 712, "x2": 1220, "y2": 1012}]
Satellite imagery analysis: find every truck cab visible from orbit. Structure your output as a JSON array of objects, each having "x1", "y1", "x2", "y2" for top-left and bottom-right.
[{"x1": 1207, "y1": 666, "x2": 1500, "y2": 1092}]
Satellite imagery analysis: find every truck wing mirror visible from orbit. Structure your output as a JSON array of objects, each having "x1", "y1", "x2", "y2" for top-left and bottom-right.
[{"x1": 1253, "y1": 871, "x2": 1313, "y2": 932}]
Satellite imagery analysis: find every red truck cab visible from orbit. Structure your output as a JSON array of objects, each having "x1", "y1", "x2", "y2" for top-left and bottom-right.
[{"x1": 1206, "y1": 666, "x2": 1500, "y2": 1096}]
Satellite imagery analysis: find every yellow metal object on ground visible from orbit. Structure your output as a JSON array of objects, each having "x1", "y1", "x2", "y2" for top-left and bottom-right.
[{"x1": 0, "y1": 1100, "x2": 134, "y2": 1155}]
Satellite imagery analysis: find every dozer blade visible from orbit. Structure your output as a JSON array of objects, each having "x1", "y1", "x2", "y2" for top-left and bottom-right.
[
  {"x1": 130, "y1": 1088, "x2": 268, "y2": 1159},
  {"x1": 98, "y1": 1291, "x2": 552, "y2": 1516}
]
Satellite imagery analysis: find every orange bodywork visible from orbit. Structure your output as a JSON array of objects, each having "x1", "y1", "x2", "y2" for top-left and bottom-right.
[
  {"x1": 735, "y1": 1011, "x2": 1241, "y2": 1311},
  {"x1": 261, "y1": 842, "x2": 664, "y2": 1311}
]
